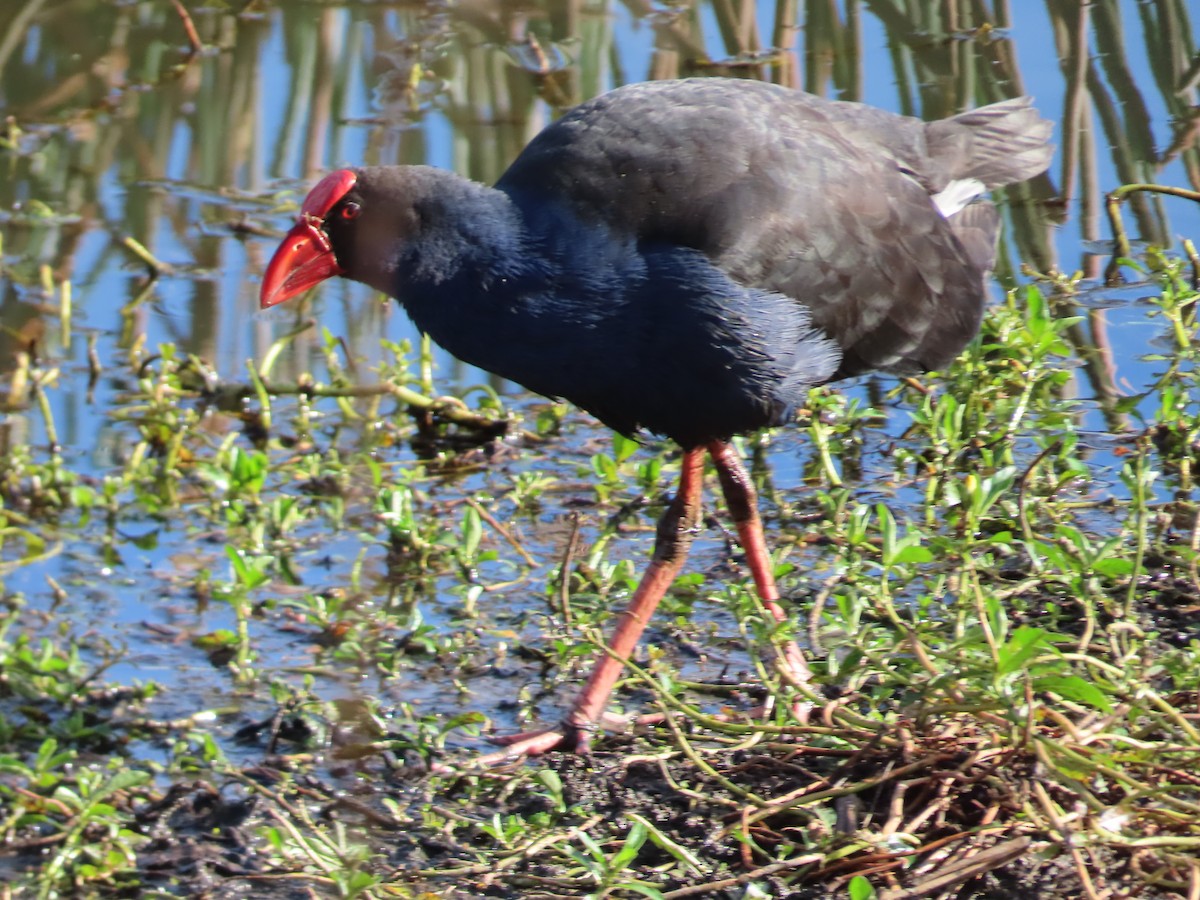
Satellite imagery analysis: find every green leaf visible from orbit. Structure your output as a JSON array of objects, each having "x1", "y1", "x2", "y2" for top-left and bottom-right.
[
  {"x1": 96, "y1": 768, "x2": 151, "y2": 799},
  {"x1": 226, "y1": 546, "x2": 270, "y2": 589},
  {"x1": 128, "y1": 529, "x2": 160, "y2": 551},
  {"x1": 996, "y1": 626, "x2": 1049, "y2": 676},
  {"x1": 192, "y1": 629, "x2": 238, "y2": 650},
  {"x1": 876, "y1": 503, "x2": 897, "y2": 555},
  {"x1": 621, "y1": 886, "x2": 667, "y2": 900},
  {"x1": 890, "y1": 544, "x2": 934, "y2": 564},
  {"x1": 848, "y1": 875, "x2": 877, "y2": 900},
  {"x1": 625, "y1": 812, "x2": 705, "y2": 873},
  {"x1": 1092, "y1": 557, "x2": 1134, "y2": 578},
  {"x1": 609, "y1": 819, "x2": 648, "y2": 871},
  {"x1": 227, "y1": 545, "x2": 250, "y2": 583},
  {"x1": 1037, "y1": 675, "x2": 1113, "y2": 712},
  {"x1": 534, "y1": 768, "x2": 563, "y2": 797},
  {"x1": 575, "y1": 831, "x2": 607, "y2": 862},
  {"x1": 591, "y1": 453, "x2": 618, "y2": 481},
  {"x1": 461, "y1": 506, "x2": 482, "y2": 559},
  {"x1": 34, "y1": 738, "x2": 62, "y2": 771},
  {"x1": 612, "y1": 432, "x2": 639, "y2": 463}
]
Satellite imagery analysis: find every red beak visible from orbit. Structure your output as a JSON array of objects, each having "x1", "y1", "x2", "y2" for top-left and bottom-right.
[
  {"x1": 259, "y1": 217, "x2": 344, "y2": 308},
  {"x1": 260, "y1": 169, "x2": 359, "y2": 309}
]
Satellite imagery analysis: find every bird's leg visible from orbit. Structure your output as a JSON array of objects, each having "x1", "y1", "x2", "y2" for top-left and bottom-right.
[
  {"x1": 480, "y1": 447, "x2": 706, "y2": 762},
  {"x1": 707, "y1": 440, "x2": 814, "y2": 711},
  {"x1": 563, "y1": 446, "x2": 706, "y2": 745}
]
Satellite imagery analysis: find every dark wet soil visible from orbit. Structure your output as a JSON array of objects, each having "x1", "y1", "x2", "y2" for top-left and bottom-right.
[{"x1": 33, "y1": 694, "x2": 1171, "y2": 900}]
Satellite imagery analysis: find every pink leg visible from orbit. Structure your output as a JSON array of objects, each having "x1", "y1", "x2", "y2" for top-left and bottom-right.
[
  {"x1": 708, "y1": 441, "x2": 814, "y2": 696},
  {"x1": 479, "y1": 447, "x2": 707, "y2": 763}
]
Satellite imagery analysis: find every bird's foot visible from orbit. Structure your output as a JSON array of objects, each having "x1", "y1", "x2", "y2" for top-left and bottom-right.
[
  {"x1": 472, "y1": 728, "x2": 576, "y2": 766},
  {"x1": 469, "y1": 710, "x2": 665, "y2": 767},
  {"x1": 469, "y1": 723, "x2": 588, "y2": 768},
  {"x1": 464, "y1": 698, "x2": 810, "y2": 768}
]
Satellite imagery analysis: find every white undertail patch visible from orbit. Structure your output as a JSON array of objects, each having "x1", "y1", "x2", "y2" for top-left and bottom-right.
[{"x1": 932, "y1": 178, "x2": 986, "y2": 218}]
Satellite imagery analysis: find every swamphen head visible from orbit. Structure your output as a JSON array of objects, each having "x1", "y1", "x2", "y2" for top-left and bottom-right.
[{"x1": 261, "y1": 168, "x2": 397, "y2": 308}]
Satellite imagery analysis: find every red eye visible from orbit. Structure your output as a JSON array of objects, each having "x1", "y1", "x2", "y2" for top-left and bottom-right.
[{"x1": 341, "y1": 202, "x2": 361, "y2": 220}]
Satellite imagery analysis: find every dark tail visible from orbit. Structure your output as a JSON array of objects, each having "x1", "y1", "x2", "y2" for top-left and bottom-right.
[{"x1": 929, "y1": 97, "x2": 1055, "y2": 189}]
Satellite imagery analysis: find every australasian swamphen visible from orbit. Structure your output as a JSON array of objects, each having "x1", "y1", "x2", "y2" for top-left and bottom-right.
[{"x1": 260, "y1": 77, "x2": 1053, "y2": 761}]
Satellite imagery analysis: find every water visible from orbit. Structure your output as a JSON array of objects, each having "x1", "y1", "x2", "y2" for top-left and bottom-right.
[{"x1": 1, "y1": 0, "x2": 1198, "y2": 739}]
